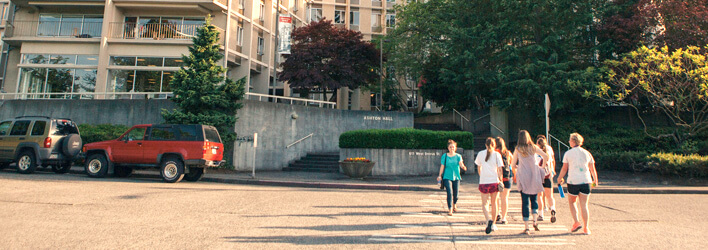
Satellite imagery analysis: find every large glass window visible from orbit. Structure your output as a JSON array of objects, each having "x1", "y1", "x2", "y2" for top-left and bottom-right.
[
  {"x1": 23, "y1": 54, "x2": 97, "y2": 66},
  {"x1": 19, "y1": 68, "x2": 96, "y2": 99},
  {"x1": 109, "y1": 70, "x2": 175, "y2": 98},
  {"x1": 124, "y1": 16, "x2": 205, "y2": 39},
  {"x1": 110, "y1": 56, "x2": 181, "y2": 67},
  {"x1": 350, "y1": 10, "x2": 360, "y2": 26},
  {"x1": 334, "y1": 10, "x2": 345, "y2": 24},
  {"x1": 310, "y1": 8, "x2": 322, "y2": 22},
  {"x1": 37, "y1": 14, "x2": 103, "y2": 38}
]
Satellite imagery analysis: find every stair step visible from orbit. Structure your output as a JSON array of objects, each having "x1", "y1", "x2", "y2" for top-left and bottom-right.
[
  {"x1": 288, "y1": 163, "x2": 339, "y2": 168},
  {"x1": 283, "y1": 167, "x2": 338, "y2": 173},
  {"x1": 294, "y1": 160, "x2": 339, "y2": 165}
]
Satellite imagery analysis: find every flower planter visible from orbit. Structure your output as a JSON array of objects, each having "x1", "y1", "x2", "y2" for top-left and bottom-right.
[{"x1": 339, "y1": 161, "x2": 376, "y2": 179}]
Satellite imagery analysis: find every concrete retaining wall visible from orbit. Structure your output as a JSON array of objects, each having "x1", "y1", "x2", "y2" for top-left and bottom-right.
[
  {"x1": 234, "y1": 100, "x2": 413, "y2": 171},
  {"x1": 340, "y1": 148, "x2": 475, "y2": 176}
]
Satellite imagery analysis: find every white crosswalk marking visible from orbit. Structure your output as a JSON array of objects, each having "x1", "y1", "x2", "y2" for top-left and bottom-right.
[{"x1": 367, "y1": 187, "x2": 573, "y2": 246}]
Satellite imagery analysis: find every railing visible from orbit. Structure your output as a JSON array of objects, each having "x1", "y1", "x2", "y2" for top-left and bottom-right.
[
  {"x1": 372, "y1": 0, "x2": 383, "y2": 7},
  {"x1": 1, "y1": 91, "x2": 337, "y2": 108},
  {"x1": 286, "y1": 133, "x2": 313, "y2": 148},
  {"x1": 0, "y1": 92, "x2": 173, "y2": 100},
  {"x1": 371, "y1": 26, "x2": 382, "y2": 33},
  {"x1": 108, "y1": 22, "x2": 221, "y2": 40},
  {"x1": 335, "y1": 0, "x2": 346, "y2": 4},
  {"x1": 334, "y1": 23, "x2": 345, "y2": 29},
  {"x1": 350, "y1": 24, "x2": 359, "y2": 31},
  {"x1": 245, "y1": 92, "x2": 337, "y2": 109},
  {"x1": 490, "y1": 121, "x2": 504, "y2": 135},
  {"x1": 452, "y1": 108, "x2": 470, "y2": 131},
  {"x1": 386, "y1": 0, "x2": 395, "y2": 8},
  {"x1": 5, "y1": 21, "x2": 102, "y2": 38},
  {"x1": 472, "y1": 113, "x2": 490, "y2": 134},
  {"x1": 548, "y1": 134, "x2": 571, "y2": 163}
]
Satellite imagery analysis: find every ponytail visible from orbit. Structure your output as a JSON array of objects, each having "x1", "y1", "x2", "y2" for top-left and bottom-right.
[{"x1": 485, "y1": 137, "x2": 495, "y2": 161}]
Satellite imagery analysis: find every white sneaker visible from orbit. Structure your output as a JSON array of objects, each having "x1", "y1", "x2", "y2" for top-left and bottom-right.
[{"x1": 491, "y1": 224, "x2": 498, "y2": 231}]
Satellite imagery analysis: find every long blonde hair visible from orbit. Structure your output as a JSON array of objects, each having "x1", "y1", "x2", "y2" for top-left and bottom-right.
[
  {"x1": 536, "y1": 135, "x2": 548, "y2": 154},
  {"x1": 496, "y1": 137, "x2": 510, "y2": 165},
  {"x1": 485, "y1": 137, "x2": 496, "y2": 161},
  {"x1": 515, "y1": 130, "x2": 535, "y2": 157}
]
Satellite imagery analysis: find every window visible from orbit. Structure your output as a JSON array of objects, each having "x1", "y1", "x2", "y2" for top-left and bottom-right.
[
  {"x1": 257, "y1": 36, "x2": 265, "y2": 55},
  {"x1": 110, "y1": 56, "x2": 181, "y2": 67},
  {"x1": 204, "y1": 127, "x2": 221, "y2": 143},
  {"x1": 334, "y1": 10, "x2": 345, "y2": 24},
  {"x1": 10, "y1": 121, "x2": 31, "y2": 136},
  {"x1": 37, "y1": 14, "x2": 103, "y2": 38},
  {"x1": 150, "y1": 127, "x2": 177, "y2": 141},
  {"x1": 371, "y1": 13, "x2": 382, "y2": 27},
  {"x1": 259, "y1": 1, "x2": 265, "y2": 21},
  {"x1": 23, "y1": 54, "x2": 97, "y2": 66},
  {"x1": 310, "y1": 8, "x2": 322, "y2": 22},
  {"x1": 407, "y1": 90, "x2": 418, "y2": 108},
  {"x1": 237, "y1": 26, "x2": 244, "y2": 46},
  {"x1": 19, "y1": 54, "x2": 99, "y2": 99},
  {"x1": 0, "y1": 121, "x2": 12, "y2": 136},
  {"x1": 31, "y1": 121, "x2": 47, "y2": 136},
  {"x1": 350, "y1": 10, "x2": 360, "y2": 25},
  {"x1": 176, "y1": 125, "x2": 198, "y2": 141},
  {"x1": 109, "y1": 69, "x2": 175, "y2": 97},
  {"x1": 124, "y1": 127, "x2": 145, "y2": 141},
  {"x1": 386, "y1": 14, "x2": 396, "y2": 27}
]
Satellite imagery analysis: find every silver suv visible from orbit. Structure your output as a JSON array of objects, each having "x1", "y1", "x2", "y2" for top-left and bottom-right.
[{"x1": 0, "y1": 116, "x2": 82, "y2": 174}]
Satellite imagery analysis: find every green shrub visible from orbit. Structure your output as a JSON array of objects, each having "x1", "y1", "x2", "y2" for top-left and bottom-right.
[
  {"x1": 339, "y1": 128, "x2": 474, "y2": 149},
  {"x1": 593, "y1": 151, "x2": 650, "y2": 172},
  {"x1": 647, "y1": 153, "x2": 708, "y2": 178},
  {"x1": 79, "y1": 124, "x2": 130, "y2": 145}
]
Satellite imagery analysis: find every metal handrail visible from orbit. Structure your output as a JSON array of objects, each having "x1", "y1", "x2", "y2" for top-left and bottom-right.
[
  {"x1": 548, "y1": 134, "x2": 571, "y2": 162},
  {"x1": 286, "y1": 133, "x2": 313, "y2": 148},
  {"x1": 472, "y1": 113, "x2": 490, "y2": 124},
  {"x1": 489, "y1": 121, "x2": 504, "y2": 135},
  {"x1": 245, "y1": 92, "x2": 336, "y2": 109},
  {"x1": 452, "y1": 108, "x2": 470, "y2": 131}
]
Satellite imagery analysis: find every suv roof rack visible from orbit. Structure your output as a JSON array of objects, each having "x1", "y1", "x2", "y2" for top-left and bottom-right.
[{"x1": 15, "y1": 116, "x2": 51, "y2": 119}]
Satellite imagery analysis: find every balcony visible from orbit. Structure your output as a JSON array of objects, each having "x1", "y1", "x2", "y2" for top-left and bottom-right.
[
  {"x1": 350, "y1": 24, "x2": 359, "y2": 31},
  {"x1": 371, "y1": 26, "x2": 382, "y2": 33},
  {"x1": 386, "y1": 0, "x2": 395, "y2": 8},
  {"x1": 5, "y1": 20, "x2": 102, "y2": 40},
  {"x1": 334, "y1": 23, "x2": 345, "y2": 29},
  {"x1": 372, "y1": 0, "x2": 382, "y2": 7},
  {"x1": 335, "y1": 0, "x2": 346, "y2": 4},
  {"x1": 351, "y1": 0, "x2": 360, "y2": 5},
  {"x1": 108, "y1": 22, "x2": 224, "y2": 43}
]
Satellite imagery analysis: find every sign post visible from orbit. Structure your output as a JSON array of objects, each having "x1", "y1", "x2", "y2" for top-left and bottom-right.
[
  {"x1": 251, "y1": 133, "x2": 258, "y2": 178},
  {"x1": 544, "y1": 93, "x2": 550, "y2": 142}
]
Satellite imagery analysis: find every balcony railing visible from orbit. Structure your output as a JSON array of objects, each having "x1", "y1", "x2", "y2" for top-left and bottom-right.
[
  {"x1": 371, "y1": 26, "x2": 382, "y2": 33},
  {"x1": 334, "y1": 23, "x2": 345, "y2": 29},
  {"x1": 350, "y1": 24, "x2": 359, "y2": 31},
  {"x1": 351, "y1": 0, "x2": 360, "y2": 5},
  {"x1": 335, "y1": 0, "x2": 346, "y2": 4},
  {"x1": 372, "y1": 0, "x2": 383, "y2": 7},
  {"x1": 108, "y1": 22, "x2": 224, "y2": 42},
  {"x1": 5, "y1": 21, "x2": 102, "y2": 39}
]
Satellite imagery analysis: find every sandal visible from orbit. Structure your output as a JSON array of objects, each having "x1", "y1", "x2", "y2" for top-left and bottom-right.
[
  {"x1": 496, "y1": 214, "x2": 501, "y2": 222},
  {"x1": 523, "y1": 229, "x2": 531, "y2": 235},
  {"x1": 571, "y1": 222, "x2": 583, "y2": 232},
  {"x1": 448, "y1": 210, "x2": 453, "y2": 216},
  {"x1": 551, "y1": 210, "x2": 557, "y2": 223},
  {"x1": 533, "y1": 222, "x2": 540, "y2": 231}
]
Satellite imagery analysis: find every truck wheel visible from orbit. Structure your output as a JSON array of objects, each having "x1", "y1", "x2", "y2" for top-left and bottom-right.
[
  {"x1": 86, "y1": 154, "x2": 110, "y2": 178},
  {"x1": 114, "y1": 165, "x2": 133, "y2": 178},
  {"x1": 160, "y1": 157, "x2": 184, "y2": 183},
  {"x1": 52, "y1": 161, "x2": 72, "y2": 174},
  {"x1": 184, "y1": 167, "x2": 204, "y2": 182},
  {"x1": 16, "y1": 150, "x2": 37, "y2": 174}
]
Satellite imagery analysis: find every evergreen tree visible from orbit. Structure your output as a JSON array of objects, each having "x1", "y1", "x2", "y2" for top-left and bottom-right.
[{"x1": 162, "y1": 17, "x2": 245, "y2": 165}]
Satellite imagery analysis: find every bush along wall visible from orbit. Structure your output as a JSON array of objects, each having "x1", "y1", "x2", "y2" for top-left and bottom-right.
[
  {"x1": 78, "y1": 124, "x2": 130, "y2": 145},
  {"x1": 339, "y1": 128, "x2": 474, "y2": 149},
  {"x1": 647, "y1": 153, "x2": 708, "y2": 179}
]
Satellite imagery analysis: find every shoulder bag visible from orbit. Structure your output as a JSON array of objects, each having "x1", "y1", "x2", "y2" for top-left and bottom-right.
[{"x1": 439, "y1": 155, "x2": 447, "y2": 189}]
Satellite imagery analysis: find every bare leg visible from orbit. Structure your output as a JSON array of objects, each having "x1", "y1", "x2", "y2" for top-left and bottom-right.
[
  {"x1": 545, "y1": 187, "x2": 556, "y2": 211},
  {"x1": 537, "y1": 192, "x2": 545, "y2": 218},
  {"x1": 481, "y1": 193, "x2": 491, "y2": 221},
  {"x1": 579, "y1": 193, "x2": 591, "y2": 234},
  {"x1": 501, "y1": 189, "x2": 510, "y2": 221},
  {"x1": 491, "y1": 192, "x2": 499, "y2": 225}
]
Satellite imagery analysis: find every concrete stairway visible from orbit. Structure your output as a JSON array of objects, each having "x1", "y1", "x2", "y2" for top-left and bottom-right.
[
  {"x1": 413, "y1": 123, "x2": 461, "y2": 131},
  {"x1": 283, "y1": 152, "x2": 340, "y2": 173}
]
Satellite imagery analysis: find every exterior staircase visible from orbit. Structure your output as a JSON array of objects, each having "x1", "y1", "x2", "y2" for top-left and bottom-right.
[
  {"x1": 413, "y1": 123, "x2": 461, "y2": 131},
  {"x1": 283, "y1": 152, "x2": 340, "y2": 172}
]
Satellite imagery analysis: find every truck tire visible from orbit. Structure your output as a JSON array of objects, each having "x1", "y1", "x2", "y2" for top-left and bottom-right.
[
  {"x1": 183, "y1": 167, "x2": 204, "y2": 182},
  {"x1": 52, "y1": 161, "x2": 72, "y2": 174},
  {"x1": 114, "y1": 165, "x2": 133, "y2": 177},
  {"x1": 160, "y1": 156, "x2": 184, "y2": 183},
  {"x1": 86, "y1": 154, "x2": 110, "y2": 178},
  {"x1": 16, "y1": 150, "x2": 37, "y2": 174},
  {"x1": 61, "y1": 134, "x2": 82, "y2": 158}
]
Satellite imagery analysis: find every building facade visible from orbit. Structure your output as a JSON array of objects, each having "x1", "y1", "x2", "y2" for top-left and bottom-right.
[{"x1": 0, "y1": 0, "x2": 419, "y2": 111}]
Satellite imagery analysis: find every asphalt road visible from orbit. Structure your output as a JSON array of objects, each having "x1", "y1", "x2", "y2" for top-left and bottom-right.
[{"x1": 0, "y1": 170, "x2": 706, "y2": 249}]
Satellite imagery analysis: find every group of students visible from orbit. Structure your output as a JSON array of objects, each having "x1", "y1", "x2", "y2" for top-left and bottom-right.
[{"x1": 436, "y1": 130, "x2": 598, "y2": 235}]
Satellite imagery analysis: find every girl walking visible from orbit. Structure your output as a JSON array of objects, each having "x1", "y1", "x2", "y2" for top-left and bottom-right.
[
  {"x1": 557, "y1": 133, "x2": 598, "y2": 235},
  {"x1": 475, "y1": 137, "x2": 504, "y2": 234},
  {"x1": 437, "y1": 139, "x2": 467, "y2": 216},
  {"x1": 511, "y1": 130, "x2": 549, "y2": 235},
  {"x1": 535, "y1": 135, "x2": 557, "y2": 223},
  {"x1": 496, "y1": 137, "x2": 513, "y2": 225}
]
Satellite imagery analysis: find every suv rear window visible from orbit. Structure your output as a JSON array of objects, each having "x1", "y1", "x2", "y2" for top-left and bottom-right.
[
  {"x1": 0, "y1": 121, "x2": 11, "y2": 136},
  {"x1": 10, "y1": 120, "x2": 31, "y2": 136},
  {"x1": 203, "y1": 127, "x2": 221, "y2": 143},
  {"x1": 53, "y1": 120, "x2": 79, "y2": 135},
  {"x1": 31, "y1": 121, "x2": 47, "y2": 136}
]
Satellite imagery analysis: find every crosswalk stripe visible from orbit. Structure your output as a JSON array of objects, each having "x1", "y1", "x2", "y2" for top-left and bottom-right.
[{"x1": 368, "y1": 235, "x2": 574, "y2": 245}]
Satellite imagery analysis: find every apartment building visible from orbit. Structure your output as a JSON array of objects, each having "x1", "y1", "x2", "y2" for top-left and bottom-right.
[{"x1": 0, "y1": 0, "x2": 418, "y2": 111}]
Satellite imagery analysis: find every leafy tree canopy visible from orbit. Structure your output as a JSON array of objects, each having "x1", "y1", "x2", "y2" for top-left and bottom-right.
[{"x1": 279, "y1": 19, "x2": 380, "y2": 92}]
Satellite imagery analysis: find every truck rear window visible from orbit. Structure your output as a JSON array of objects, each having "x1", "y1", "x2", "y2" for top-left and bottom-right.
[{"x1": 204, "y1": 127, "x2": 221, "y2": 143}]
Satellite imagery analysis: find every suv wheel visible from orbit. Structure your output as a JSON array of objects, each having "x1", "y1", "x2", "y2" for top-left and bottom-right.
[
  {"x1": 114, "y1": 166, "x2": 133, "y2": 178},
  {"x1": 160, "y1": 156, "x2": 184, "y2": 183},
  {"x1": 184, "y1": 167, "x2": 204, "y2": 182},
  {"x1": 16, "y1": 150, "x2": 37, "y2": 174},
  {"x1": 52, "y1": 162, "x2": 72, "y2": 174},
  {"x1": 86, "y1": 154, "x2": 110, "y2": 178}
]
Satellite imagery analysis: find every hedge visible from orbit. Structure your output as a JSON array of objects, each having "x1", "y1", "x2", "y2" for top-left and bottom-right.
[
  {"x1": 593, "y1": 151, "x2": 650, "y2": 172},
  {"x1": 339, "y1": 128, "x2": 474, "y2": 149},
  {"x1": 78, "y1": 124, "x2": 130, "y2": 145},
  {"x1": 647, "y1": 153, "x2": 708, "y2": 178}
]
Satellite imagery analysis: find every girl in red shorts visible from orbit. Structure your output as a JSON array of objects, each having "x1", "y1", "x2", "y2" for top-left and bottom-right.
[{"x1": 474, "y1": 138, "x2": 504, "y2": 234}]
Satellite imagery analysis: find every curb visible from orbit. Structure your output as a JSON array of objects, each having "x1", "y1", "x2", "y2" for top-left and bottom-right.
[{"x1": 66, "y1": 169, "x2": 708, "y2": 194}]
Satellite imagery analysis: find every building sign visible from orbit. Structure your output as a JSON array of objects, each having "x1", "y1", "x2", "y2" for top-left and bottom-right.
[
  {"x1": 278, "y1": 15, "x2": 292, "y2": 54},
  {"x1": 364, "y1": 116, "x2": 393, "y2": 121}
]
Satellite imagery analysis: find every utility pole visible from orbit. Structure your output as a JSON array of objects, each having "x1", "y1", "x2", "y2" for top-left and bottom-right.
[{"x1": 272, "y1": 0, "x2": 282, "y2": 97}]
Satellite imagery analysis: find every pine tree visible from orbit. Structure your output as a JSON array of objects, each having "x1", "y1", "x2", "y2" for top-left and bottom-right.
[{"x1": 162, "y1": 16, "x2": 245, "y2": 165}]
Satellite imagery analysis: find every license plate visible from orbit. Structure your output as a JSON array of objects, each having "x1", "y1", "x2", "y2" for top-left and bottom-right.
[{"x1": 212, "y1": 149, "x2": 217, "y2": 154}]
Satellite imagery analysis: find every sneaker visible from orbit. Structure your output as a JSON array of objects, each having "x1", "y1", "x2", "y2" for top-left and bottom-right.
[
  {"x1": 537, "y1": 215, "x2": 544, "y2": 221},
  {"x1": 491, "y1": 224, "x2": 498, "y2": 232},
  {"x1": 550, "y1": 210, "x2": 557, "y2": 223},
  {"x1": 571, "y1": 222, "x2": 583, "y2": 232},
  {"x1": 485, "y1": 220, "x2": 494, "y2": 234},
  {"x1": 533, "y1": 222, "x2": 540, "y2": 231},
  {"x1": 499, "y1": 219, "x2": 508, "y2": 225}
]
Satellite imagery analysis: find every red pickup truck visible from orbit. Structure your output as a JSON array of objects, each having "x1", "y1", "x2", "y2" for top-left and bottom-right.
[{"x1": 82, "y1": 124, "x2": 224, "y2": 183}]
